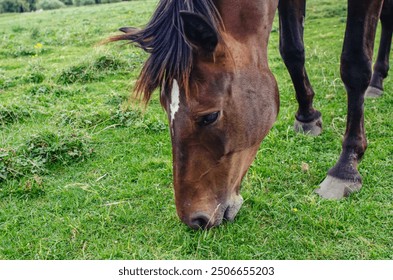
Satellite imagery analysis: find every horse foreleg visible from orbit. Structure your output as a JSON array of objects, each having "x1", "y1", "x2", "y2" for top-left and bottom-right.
[
  {"x1": 316, "y1": 0, "x2": 384, "y2": 199},
  {"x1": 366, "y1": 0, "x2": 393, "y2": 98},
  {"x1": 278, "y1": 0, "x2": 322, "y2": 136}
]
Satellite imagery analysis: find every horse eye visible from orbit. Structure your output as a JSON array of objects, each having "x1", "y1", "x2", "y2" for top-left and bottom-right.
[{"x1": 197, "y1": 111, "x2": 220, "y2": 127}]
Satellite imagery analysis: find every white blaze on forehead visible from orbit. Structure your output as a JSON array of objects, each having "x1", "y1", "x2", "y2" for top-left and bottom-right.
[{"x1": 170, "y1": 79, "x2": 180, "y2": 131}]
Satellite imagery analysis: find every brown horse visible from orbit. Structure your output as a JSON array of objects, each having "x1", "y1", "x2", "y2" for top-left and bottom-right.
[{"x1": 109, "y1": 0, "x2": 387, "y2": 229}]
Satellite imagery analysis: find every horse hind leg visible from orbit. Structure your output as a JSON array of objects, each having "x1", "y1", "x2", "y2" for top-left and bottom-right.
[
  {"x1": 316, "y1": 0, "x2": 384, "y2": 199},
  {"x1": 278, "y1": 0, "x2": 322, "y2": 136},
  {"x1": 366, "y1": 0, "x2": 393, "y2": 98}
]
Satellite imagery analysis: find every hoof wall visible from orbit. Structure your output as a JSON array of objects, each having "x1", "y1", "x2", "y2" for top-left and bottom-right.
[
  {"x1": 315, "y1": 175, "x2": 362, "y2": 200},
  {"x1": 365, "y1": 86, "x2": 383, "y2": 98},
  {"x1": 294, "y1": 116, "x2": 323, "y2": 136}
]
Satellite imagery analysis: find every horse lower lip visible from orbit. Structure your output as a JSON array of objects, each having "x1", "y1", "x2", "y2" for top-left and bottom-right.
[{"x1": 224, "y1": 195, "x2": 244, "y2": 221}]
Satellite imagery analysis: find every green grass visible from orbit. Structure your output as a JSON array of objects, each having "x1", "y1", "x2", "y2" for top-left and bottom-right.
[{"x1": 0, "y1": 0, "x2": 392, "y2": 260}]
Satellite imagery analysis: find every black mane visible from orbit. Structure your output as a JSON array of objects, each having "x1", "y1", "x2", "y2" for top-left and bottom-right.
[{"x1": 109, "y1": 0, "x2": 222, "y2": 104}]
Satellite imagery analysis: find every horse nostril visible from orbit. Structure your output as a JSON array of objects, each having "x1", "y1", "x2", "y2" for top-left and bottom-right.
[{"x1": 189, "y1": 213, "x2": 211, "y2": 230}]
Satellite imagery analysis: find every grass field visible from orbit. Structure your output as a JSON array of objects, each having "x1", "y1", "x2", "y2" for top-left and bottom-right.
[{"x1": 0, "y1": 0, "x2": 392, "y2": 260}]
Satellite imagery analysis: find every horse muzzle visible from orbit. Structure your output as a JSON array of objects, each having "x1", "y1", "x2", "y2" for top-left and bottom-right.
[{"x1": 182, "y1": 194, "x2": 244, "y2": 230}]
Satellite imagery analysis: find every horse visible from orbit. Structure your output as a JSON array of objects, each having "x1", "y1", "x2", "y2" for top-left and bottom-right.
[{"x1": 109, "y1": 0, "x2": 390, "y2": 230}]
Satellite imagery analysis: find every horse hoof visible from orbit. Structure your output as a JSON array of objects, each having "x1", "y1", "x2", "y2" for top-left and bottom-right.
[
  {"x1": 315, "y1": 175, "x2": 362, "y2": 200},
  {"x1": 365, "y1": 86, "x2": 383, "y2": 98},
  {"x1": 294, "y1": 116, "x2": 323, "y2": 136}
]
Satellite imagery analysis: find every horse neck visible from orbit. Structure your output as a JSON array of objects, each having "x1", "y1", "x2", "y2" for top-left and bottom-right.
[
  {"x1": 214, "y1": 0, "x2": 278, "y2": 67},
  {"x1": 214, "y1": 0, "x2": 278, "y2": 43}
]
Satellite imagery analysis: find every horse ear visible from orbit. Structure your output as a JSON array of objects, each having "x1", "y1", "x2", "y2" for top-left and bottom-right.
[{"x1": 180, "y1": 11, "x2": 218, "y2": 53}]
